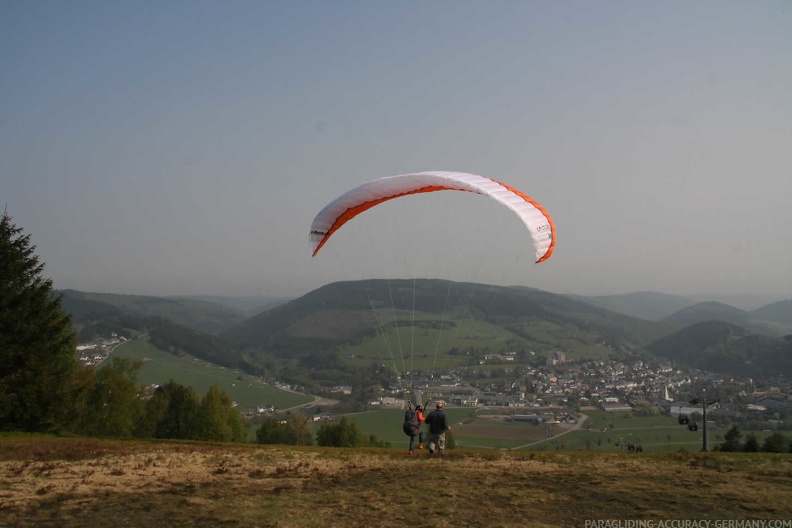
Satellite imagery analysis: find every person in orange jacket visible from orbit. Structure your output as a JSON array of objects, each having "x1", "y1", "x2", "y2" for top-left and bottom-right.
[{"x1": 414, "y1": 404, "x2": 426, "y2": 449}]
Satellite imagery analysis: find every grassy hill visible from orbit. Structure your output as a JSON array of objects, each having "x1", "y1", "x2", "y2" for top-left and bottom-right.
[
  {"x1": 110, "y1": 338, "x2": 313, "y2": 411},
  {"x1": 2, "y1": 436, "x2": 791, "y2": 527},
  {"x1": 221, "y1": 279, "x2": 676, "y2": 365},
  {"x1": 58, "y1": 282, "x2": 792, "y2": 388}
]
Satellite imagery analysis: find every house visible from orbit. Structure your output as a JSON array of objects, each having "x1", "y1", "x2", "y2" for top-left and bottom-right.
[{"x1": 601, "y1": 403, "x2": 633, "y2": 412}]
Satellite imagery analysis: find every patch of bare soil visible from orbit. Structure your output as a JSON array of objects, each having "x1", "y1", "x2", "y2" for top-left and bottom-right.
[{"x1": 2, "y1": 438, "x2": 791, "y2": 528}]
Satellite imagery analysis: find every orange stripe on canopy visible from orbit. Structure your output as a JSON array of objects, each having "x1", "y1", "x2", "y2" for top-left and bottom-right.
[
  {"x1": 491, "y1": 179, "x2": 556, "y2": 263},
  {"x1": 311, "y1": 185, "x2": 458, "y2": 257}
]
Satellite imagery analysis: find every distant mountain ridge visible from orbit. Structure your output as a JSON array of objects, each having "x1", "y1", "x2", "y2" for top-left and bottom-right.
[
  {"x1": 567, "y1": 291, "x2": 697, "y2": 321},
  {"x1": 167, "y1": 294, "x2": 291, "y2": 315},
  {"x1": 58, "y1": 290, "x2": 248, "y2": 335},
  {"x1": 662, "y1": 301, "x2": 792, "y2": 337},
  {"x1": 57, "y1": 283, "x2": 792, "y2": 382},
  {"x1": 220, "y1": 279, "x2": 675, "y2": 354},
  {"x1": 752, "y1": 300, "x2": 792, "y2": 325},
  {"x1": 570, "y1": 291, "x2": 792, "y2": 336},
  {"x1": 646, "y1": 321, "x2": 792, "y2": 380}
]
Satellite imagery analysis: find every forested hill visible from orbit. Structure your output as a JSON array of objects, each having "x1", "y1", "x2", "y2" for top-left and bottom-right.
[
  {"x1": 56, "y1": 280, "x2": 792, "y2": 382},
  {"x1": 58, "y1": 289, "x2": 248, "y2": 334},
  {"x1": 661, "y1": 301, "x2": 792, "y2": 337},
  {"x1": 567, "y1": 291, "x2": 698, "y2": 321},
  {"x1": 646, "y1": 321, "x2": 792, "y2": 379},
  {"x1": 220, "y1": 279, "x2": 676, "y2": 353},
  {"x1": 58, "y1": 291, "x2": 247, "y2": 371},
  {"x1": 751, "y1": 300, "x2": 792, "y2": 326}
]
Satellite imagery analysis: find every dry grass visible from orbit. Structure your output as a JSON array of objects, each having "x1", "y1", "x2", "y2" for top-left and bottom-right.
[{"x1": 1, "y1": 437, "x2": 791, "y2": 527}]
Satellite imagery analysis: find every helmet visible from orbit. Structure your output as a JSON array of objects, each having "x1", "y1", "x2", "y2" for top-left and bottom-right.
[{"x1": 415, "y1": 405, "x2": 422, "y2": 411}]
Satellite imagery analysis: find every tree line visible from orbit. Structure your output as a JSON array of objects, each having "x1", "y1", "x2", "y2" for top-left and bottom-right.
[
  {"x1": 718, "y1": 426, "x2": 792, "y2": 453},
  {"x1": 1, "y1": 211, "x2": 390, "y2": 448},
  {"x1": 0, "y1": 211, "x2": 243, "y2": 441}
]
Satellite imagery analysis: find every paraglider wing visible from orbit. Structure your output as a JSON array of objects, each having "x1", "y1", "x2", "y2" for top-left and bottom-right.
[{"x1": 309, "y1": 171, "x2": 556, "y2": 263}]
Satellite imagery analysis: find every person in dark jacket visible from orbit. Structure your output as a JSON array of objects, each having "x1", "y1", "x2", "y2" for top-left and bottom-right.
[{"x1": 424, "y1": 401, "x2": 451, "y2": 456}]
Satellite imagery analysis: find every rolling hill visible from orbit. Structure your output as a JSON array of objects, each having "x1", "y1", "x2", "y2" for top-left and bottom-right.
[
  {"x1": 567, "y1": 291, "x2": 698, "y2": 321},
  {"x1": 58, "y1": 281, "x2": 792, "y2": 383},
  {"x1": 661, "y1": 301, "x2": 792, "y2": 337},
  {"x1": 220, "y1": 279, "x2": 677, "y2": 361},
  {"x1": 751, "y1": 299, "x2": 792, "y2": 326},
  {"x1": 58, "y1": 289, "x2": 248, "y2": 334},
  {"x1": 646, "y1": 320, "x2": 792, "y2": 379},
  {"x1": 167, "y1": 294, "x2": 291, "y2": 315}
]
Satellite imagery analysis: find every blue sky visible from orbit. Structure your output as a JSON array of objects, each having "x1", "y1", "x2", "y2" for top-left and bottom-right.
[{"x1": 3, "y1": 1, "x2": 791, "y2": 303}]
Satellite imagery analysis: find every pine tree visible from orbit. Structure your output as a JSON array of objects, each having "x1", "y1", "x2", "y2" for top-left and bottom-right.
[
  {"x1": 719, "y1": 426, "x2": 743, "y2": 452},
  {"x1": 0, "y1": 211, "x2": 78, "y2": 431},
  {"x1": 146, "y1": 381, "x2": 201, "y2": 439},
  {"x1": 256, "y1": 416, "x2": 290, "y2": 444},
  {"x1": 761, "y1": 432, "x2": 790, "y2": 453},
  {"x1": 743, "y1": 434, "x2": 760, "y2": 452}
]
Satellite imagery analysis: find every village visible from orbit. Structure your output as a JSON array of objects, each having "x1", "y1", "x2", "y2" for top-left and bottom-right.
[
  {"x1": 365, "y1": 351, "x2": 792, "y2": 432},
  {"x1": 76, "y1": 336, "x2": 791, "y2": 431}
]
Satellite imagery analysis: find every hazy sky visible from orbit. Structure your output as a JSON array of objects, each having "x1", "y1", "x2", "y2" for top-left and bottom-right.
[{"x1": 3, "y1": 1, "x2": 791, "y2": 301}]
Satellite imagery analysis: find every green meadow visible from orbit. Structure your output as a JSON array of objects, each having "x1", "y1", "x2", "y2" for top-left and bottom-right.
[
  {"x1": 338, "y1": 407, "x2": 786, "y2": 453},
  {"x1": 529, "y1": 409, "x2": 785, "y2": 452},
  {"x1": 336, "y1": 314, "x2": 613, "y2": 375},
  {"x1": 110, "y1": 339, "x2": 314, "y2": 411},
  {"x1": 337, "y1": 316, "x2": 527, "y2": 371},
  {"x1": 340, "y1": 408, "x2": 573, "y2": 451}
]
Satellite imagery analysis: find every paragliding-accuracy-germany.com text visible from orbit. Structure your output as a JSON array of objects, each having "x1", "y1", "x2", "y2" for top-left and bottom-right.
[{"x1": 585, "y1": 520, "x2": 792, "y2": 528}]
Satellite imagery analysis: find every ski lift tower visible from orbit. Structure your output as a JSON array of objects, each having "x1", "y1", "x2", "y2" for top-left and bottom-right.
[{"x1": 689, "y1": 389, "x2": 719, "y2": 452}]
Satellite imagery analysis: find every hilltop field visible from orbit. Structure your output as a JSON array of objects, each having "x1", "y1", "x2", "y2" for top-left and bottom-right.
[{"x1": 2, "y1": 436, "x2": 791, "y2": 527}]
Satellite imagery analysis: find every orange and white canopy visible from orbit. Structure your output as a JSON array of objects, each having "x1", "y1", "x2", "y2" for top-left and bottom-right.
[{"x1": 309, "y1": 171, "x2": 556, "y2": 263}]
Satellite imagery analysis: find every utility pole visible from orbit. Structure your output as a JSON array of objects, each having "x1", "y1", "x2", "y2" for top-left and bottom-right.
[{"x1": 689, "y1": 389, "x2": 719, "y2": 452}]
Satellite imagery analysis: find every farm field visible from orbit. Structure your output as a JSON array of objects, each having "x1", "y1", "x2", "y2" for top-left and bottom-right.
[
  {"x1": 341, "y1": 407, "x2": 790, "y2": 453},
  {"x1": 339, "y1": 407, "x2": 575, "y2": 450},
  {"x1": 2, "y1": 436, "x2": 791, "y2": 527},
  {"x1": 110, "y1": 338, "x2": 314, "y2": 411},
  {"x1": 564, "y1": 410, "x2": 789, "y2": 452}
]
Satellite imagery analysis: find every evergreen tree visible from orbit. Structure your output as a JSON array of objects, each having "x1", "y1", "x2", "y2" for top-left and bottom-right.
[
  {"x1": 719, "y1": 426, "x2": 743, "y2": 452},
  {"x1": 761, "y1": 432, "x2": 790, "y2": 453},
  {"x1": 0, "y1": 211, "x2": 78, "y2": 431},
  {"x1": 144, "y1": 381, "x2": 201, "y2": 439},
  {"x1": 743, "y1": 434, "x2": 760, "y2": 452},
  {"x1": 256, "y1": 416, "x2": 290, "y2": 444},
  {"x1": 136, "y1": 384, "x2": 170, "y2": 438}
]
